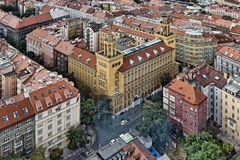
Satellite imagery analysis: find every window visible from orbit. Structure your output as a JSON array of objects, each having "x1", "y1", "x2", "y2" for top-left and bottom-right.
[
  {"x1": 57, "y1": 126, "x2": 62, "y2": 132},
  {"x1": 48, "y1": 124, "x2": 52, "y2": 130},
  {"x1": 38, "y1": 114, "x2": 42, "y2": 120},
  {"x1": 56, "y1": 106, "x2": 61, "y2": 112},
  {"x1": 3, "y1": 115, "x2": 9, "y2": 123},
  {"x1": 26, "y1": 127, "x2": 32, "y2": 133},
  {"x1": 38, "y1": 129, "x2": 43, "y2": 135},
  {"x1": 57, "y1": 135, "x2": 61, "y2": 140},
  {"x1": 48, "y1": 131, "x2": 52, "y2": 137},
  {"x1": 3, "y1": 128, "x2": 10, "y2": 135},
  {"x1": 3, "y1": 145, "x2": 10, "y2": 152},
  {"x1": 57, "y1": 119, "x2": 62, "y2": 126},
  {"x1": 15, "y1": 132, "x2": 21, "y2": 138},
  {"x1": 38, "y1": 137, "x2": 43, "y2": 143},
  {"x1": 3, "y1": 138, "x2": 9, "y2": 144},
  {"x1": 26, "y1": 119, "x2": 32, "y2": 125},
  {"x1": 66, "y1": 115, "x2": 71, "y2": 121},
  {"x1": 66, "y1": 109, "x2": 71, "y2": 114},
  {"x1": 48, "y1": 118, "x2": 52, "y2": 123},
  {"x1": 48, "y1": 109, "x2": 52, "y2": 115},
  {"x1": 57, "y1": 113, "x2": 62, "y2": 119},
  {"x1": 13, "y1": 111, "x2": 19, "y2": 119},
  {"x1": 66, "y1": 122, "x2": 71, "y2": 128}
]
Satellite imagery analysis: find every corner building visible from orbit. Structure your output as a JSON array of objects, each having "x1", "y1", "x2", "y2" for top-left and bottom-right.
[{"x1": 69, "y1": 20, "x2": 178, "y2": 114}]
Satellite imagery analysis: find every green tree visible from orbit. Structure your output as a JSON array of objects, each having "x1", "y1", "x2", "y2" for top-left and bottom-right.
[
  {"x1": 138, "y1": 100, "x2": 167, "y2": 148},
  {"x1": 184, "y1": 131, "x2": 224, "y2": 160},
  {"x1": 237, "y1": 155, "x2": 240, "y2": 160},
  {"x1": 21, "y1": 8, "x2": 35, "y2": 18},
  {"x1": 66, "y1": 127, "x2": 87, "y2": 150},
  {"x1": 221, "y1": 143, "x2": 233, "y2": 156},
  {"x1": 50, "y1": 148, "x2": 63, "y2": 160},
  {"x1": 82, "y1": 99, "x2": 96, "y2": 125},
  {"x1": 95, "y1": 95, "x2": 112, "y2": 121},
  {"x1": 2, "y1": 153, "x2": 26, "y2": 160},
  {"x1": 30, "y1": 147, "x2": 45, "y2": 160}
]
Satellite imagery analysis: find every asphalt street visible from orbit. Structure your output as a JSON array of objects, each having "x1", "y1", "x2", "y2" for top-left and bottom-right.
[{"x1": 93, "y1": 105, "x2": 143, "y2": 149}]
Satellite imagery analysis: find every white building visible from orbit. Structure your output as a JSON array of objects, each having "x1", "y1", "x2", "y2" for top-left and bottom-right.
[
  {"x1": 29, "y1": 80, "x2": 80, "y2": 156},
  {"x1": 189, "y1": 66, "x2": 227, "y2": 126},
  {"x1": 215, "y1": 46, "x2": 240, "y2": 77},
  {"x1": 84, "y1": 22, "x2": 101, "y2": 52}
]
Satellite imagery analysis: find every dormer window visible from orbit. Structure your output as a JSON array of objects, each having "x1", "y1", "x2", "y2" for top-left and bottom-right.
[
  {"x1": 138, "y1": 56, "x2": 143, "y2": 62},
  {"x1": 22, "y1": 107, "x2": 29, "y2": 114},
  {"x1": 160, "y1": 47, "x2": 165, "y2": 52},
  {"x1": 153, "y1": 49, "x2": 158, "y2": 55},
  {"x1": 13, "y1": 111, "x2": 19, "y2": 119},
  {"x1": 130, "y1": 60, "x2": 135, "y2": 65},
  {"x1": 3, "y1": 115, "x2": 9, "y2": 123},
  {"x1": 146, "y1": 52, "x2": 151, "y2": 58}
]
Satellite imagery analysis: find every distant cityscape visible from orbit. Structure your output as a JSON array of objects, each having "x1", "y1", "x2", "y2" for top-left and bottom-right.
[{"x1": 0, "y1": 0, "x2": 239, "y2": 159}]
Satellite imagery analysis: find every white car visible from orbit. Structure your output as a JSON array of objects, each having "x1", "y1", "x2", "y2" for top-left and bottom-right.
[
  {"x1": 109, "y1": 139, "x2": 116, "y2": 145},
  {"x1": 120, "y1": 120, "x2": 128, "y2": 126}
]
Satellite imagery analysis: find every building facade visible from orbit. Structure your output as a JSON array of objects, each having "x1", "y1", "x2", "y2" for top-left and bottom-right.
[
  {"x1": 215, "y1": 46, "x2": 240, "y2": 77},
  {"x1": 69, "y1": 19, "x2": 178, "y2": 114},
  {"x1": 174, "y1": 29, "x2": 217, "y2": 67},
  {"x1": 29, "y1": 80, "x2": 80, "y2": 156},
  {"x1": 191, "y1": 66, "x2": 227, "y2": 126},
  {"x1": 222, "y1": 77, "x2": 240, "y2": 140},
  {"x1": 163, "y1": 80, "x2": 208, "y2": 135},
  {"x1": 84, "y1": 22, "x2": 101, "y2": 52},
  {"x1": 0, "y1": 98, "x2": 35, "y2": 158}
]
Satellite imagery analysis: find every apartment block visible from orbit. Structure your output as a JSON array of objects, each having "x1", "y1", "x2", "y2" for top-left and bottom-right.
[
  {"x1": 29, "y1": 80, "x2": 80, "y2": 156},
  {"x1": 69, "y1": 18, "x2": 178, "y2": 114},
  {"x1": 84, "y1": 22, "x2": 101, "y2": 52},
  {"x1": 215, "y1": 46, "x2": 240, "y2": 76},
  {"x1": 191, "y1": 66, "x2": 227, "y2": 126},
  {"x1": 222, "y1": 77, "x2": 240, "y2": 140},
  {"x1": 164, "y1": 80, "x2": 208, "y2": 135},
  {"x1": 173, "y1": 29, "x2": 217, "y2": 67},
  {"x1": 0, "y1": 98, "x2": 35, "y2": 158}
]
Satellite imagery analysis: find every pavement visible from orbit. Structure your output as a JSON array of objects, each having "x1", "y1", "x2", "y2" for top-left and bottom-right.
[
  {"x1": 62, "y1": 104, "x2": 143, "y2": 160},
  {"x1": 93, "y1": 104, "x2": 143, "y2": 149}
]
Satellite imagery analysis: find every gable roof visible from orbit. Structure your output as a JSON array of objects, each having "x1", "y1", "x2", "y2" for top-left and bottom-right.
[
  {"x1": 54, "y1": 40, "x2": 74, "y2": 56},
  {"x1": 69, "y1": 47, "x2": 96, "y2": 69},
  {"x1": 0, "y1": 98, "x2": 35, "y2": 132},
  {"x1": 29, "y1": 80, "x2": 79, "y2": 114},
  {"x1": 168, "y1": 80, "x2": 207, "y2": 105},
  {"x1": 119, "y1": 40, "x2": 173, "y2": 72},
  {"x1": 217, "y1": 46, "x2": 240, "y2": 63}
]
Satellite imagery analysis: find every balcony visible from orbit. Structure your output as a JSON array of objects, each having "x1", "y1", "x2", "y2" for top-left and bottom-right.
[{"x1": 228, "y1": 117, "x2": 237, "y2": 131}]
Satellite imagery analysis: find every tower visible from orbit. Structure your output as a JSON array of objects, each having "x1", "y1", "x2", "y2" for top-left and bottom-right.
[
  {"x1": 155, "y1": 15, "x2": 176, "y2": 49},
  {"x1": 96, "y1": 30, "x2": 124, "y2": 113}
]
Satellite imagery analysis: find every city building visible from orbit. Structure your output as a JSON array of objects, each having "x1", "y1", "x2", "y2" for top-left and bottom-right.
[
  {"x1": 0, "y1": 97, "x2": 35, "y2": 158},
  {"x1": 221, "y1": 76, "x2": 240, "y2": 140},
  {"x1": 205, "y1": 5, "x2": 240, "y2": 19},
  {"x1": 84, "y1": 22, "x2": 101, "y2": 52},
  {"x1": 163, "y1": 79, "x2": 208, "y2": 135},
  {"x1": 0, "y1": 9, "x2": 69, "y2": 44},
  {"x1": 173, "y1": 28, "x2": 218, "y2": 67},
  {"x1": 29, "y1": 80, "x2": 80, "y2": 156},
  {"x1": 215, "y1": 46, "x2": 240, "y2": 76},
  {"x1": 62, "y1": 18, "x2": 87, "y2": 40},
  {"x1": 190, "y1": 66, "x2": 227, "y2": 126},
  {"x1": 53, "y1": 40, "x2": 74, "y2": 76},
  {"x1": 69, "y1": 18, "x2": 178, "y2": 114},
  {"x1": 99, "y1": 25, "x2": 155, "y2": 51}
]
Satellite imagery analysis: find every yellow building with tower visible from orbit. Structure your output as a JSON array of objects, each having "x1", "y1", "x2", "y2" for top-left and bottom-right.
[{"x1": 68, "y1": 17, "x2": 178, "y2": 114}]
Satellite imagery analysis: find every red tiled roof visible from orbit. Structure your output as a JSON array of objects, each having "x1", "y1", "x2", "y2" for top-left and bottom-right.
[
  {"x1": 119, "y1": 41, "x2": 174, "y2": 72},
  {"x1": 217, "y1": 46, "x2": 240, "y2": 63},
  {"x1": 54, "y1": 40, "x2": 74, "y2": 56},
  {"x1": 168, "y1": 80, "x2": 207, "y2": 105},
  {"x1": 40, "y1": 5, "x2": 54, "y2": 13},
  {"x1": 123, "y1": 139, "x2": 156, "y2": 160},
  {"x1": 69, "y1": 47, "x2": 96, "y2": 69},
  {"x1": 0, "y1": 98, "x2": 35, "y2": 132},
  {"x1": 29, "y1": 80, "x2": 79, "y2": 114},
  {"x1": 231, "y1": 25, "x2": 240, "y2": 35},
  {"x1": 193, "y1": 66, "x2": 227, "y2": 89}
]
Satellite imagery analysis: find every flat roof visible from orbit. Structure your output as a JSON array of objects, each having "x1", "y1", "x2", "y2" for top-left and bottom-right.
[{"x1": 120, "y1": 133, "x2": 134, "y2": 143}]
